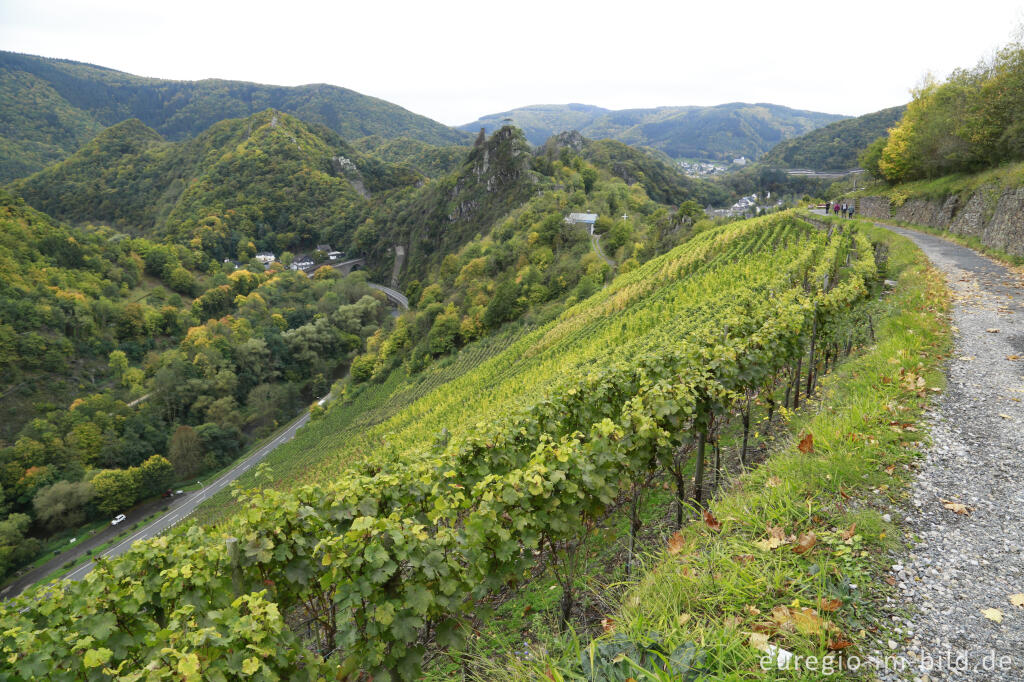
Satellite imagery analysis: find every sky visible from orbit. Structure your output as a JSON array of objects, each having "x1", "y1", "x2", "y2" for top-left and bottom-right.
[{"x1": 2, "y1": 0, "x2": 1022, "y2": 126}]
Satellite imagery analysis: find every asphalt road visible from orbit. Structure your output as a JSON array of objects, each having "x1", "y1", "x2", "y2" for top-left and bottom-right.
[{"x1": 6, "y1": 396, "x2": 325, "y2": 598}]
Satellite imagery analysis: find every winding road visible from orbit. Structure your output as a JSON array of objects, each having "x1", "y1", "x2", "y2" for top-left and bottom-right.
[{"x1": 4, "y1": 394, "x2": 329, "y2": 600}]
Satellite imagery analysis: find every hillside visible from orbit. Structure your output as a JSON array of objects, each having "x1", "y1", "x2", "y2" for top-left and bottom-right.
[
  {"x1": 0, "y1": 211, "x2": 892, "y2": 679},
  {"x1": 0, "y1": 182, "x2": 395, "y2": 586},
  {"x1": 760, "y1": 105, "x2": 906, "y2": 170},
  {"x1": 460, "y1": 102, "x2": 846, "y2": 160},
  {"x1": 8, "y1": 110, "x2": 421, "y2": 259},
  {"x1": 0, "y1": 51, "x2": 470, "y2": 182}
]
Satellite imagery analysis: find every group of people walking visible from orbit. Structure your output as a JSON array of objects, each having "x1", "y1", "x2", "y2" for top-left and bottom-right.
[{"x1": 824, "y1": 201, "x2": 855, "y2": 219}]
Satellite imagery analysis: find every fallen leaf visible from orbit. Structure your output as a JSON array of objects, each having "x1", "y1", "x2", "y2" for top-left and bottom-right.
[
  {"x1": 986, "y1": 328, "x2": 1000, "y2": 333},
  {"x1": 677, "y1": 612, "x2": 692, "y2": 626},
  {"x1": 703, "y1": 509, "x2": 722, "y2": 532},
  {"x1": 667, "y1": 532, "x2": 687, "y2": 555},
  {"x1": 827, "y1": 637, "x2": 854, "y2": 651},
  {"x1": 732, "y1": 554, "x2": 755, "y2": 564},
  {"x1": 1009, "y1": 594, "x2": 1024, "y2": 608},
  {"x1": 884, "y1": 465, "x2": 896, "y2": 476},
  {"x1": 792, "y1": 532, "x2": 818, "y2": 555},
  {"x1": 766, "y1": 476, "x2": 782, "y2": 488},
  {"x1": 1008, "y1": 355, "x2": 1021, "y2": 361},
  {"x1": 745, "y1": 604, "x2": 761, "y2": 616},
  {"x1": 999, "y1": 414, "x2": 1013, "y2": 420},
  {"x1": 771, "y1": 606, "x2": 825, "y2": 635},
  {"x1": 601, "y1": 617, "x2": 615, "y2": 632},
  {"x1": 723, "y1": 616, "x2": 742, "y2": 630},
  {"x1": 839, "y1": 486, "x2": 851, "y2": 500},
  {"x1": 819, "y1": 598, "x2": 842, "y2": 612},
  {"x1": 751, "y1": 621, "x2": 776, "y2": 633},
  {"x1": 841, "y1": 523, "x2": 857, "y2": 540},
  {"x1": 755, "y1": 537, "x2": 783, "y2": 551},
  {"x1": 981, "y1": 608, "x2": 1003, "y2": 623},
  {"x1": 798, "y1": 433, "x2": 814, "y2": 453},
  {"x1": 941, "y1": 499, "x2": 973, "y2": 515},
  {"x1": 748, "y1": 632, "x2": 770, "y2": 650},
  {"x1": 885, "y1": 576, "x2": 897, "y2": 586}
]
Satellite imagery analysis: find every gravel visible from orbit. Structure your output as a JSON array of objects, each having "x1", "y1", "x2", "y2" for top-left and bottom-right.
[{"x1": 870, "y1": 224, "x2": 1024, "y2": 682}]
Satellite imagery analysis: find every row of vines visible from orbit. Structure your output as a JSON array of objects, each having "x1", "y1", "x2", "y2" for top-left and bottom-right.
[{"x1": 0, "y1": 214, "x2": 881, "y2": 680}]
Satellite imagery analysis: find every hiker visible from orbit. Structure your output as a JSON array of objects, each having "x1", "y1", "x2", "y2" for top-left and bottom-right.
[
  {"x1": 848, "y1": 206, "x2": 855, "y2": 219},
  {"x1": 824, "y1": 201, "x2": 831, "y2": 214},
  {"x1": 833, "y1": 203, "x2": 840, "y2": 215}
]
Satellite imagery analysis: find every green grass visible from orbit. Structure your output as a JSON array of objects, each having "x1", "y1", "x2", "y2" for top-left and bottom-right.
[{"x1": 460, "y1": 220, "x2": 952, "y2": 680}]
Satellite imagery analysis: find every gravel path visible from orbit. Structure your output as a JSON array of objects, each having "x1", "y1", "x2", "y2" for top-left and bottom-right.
[{"x1": 873, "y1": 223, "x2": 1024, "y2": 681}]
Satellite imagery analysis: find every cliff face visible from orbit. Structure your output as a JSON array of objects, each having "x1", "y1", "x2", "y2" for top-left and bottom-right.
[{"x1": 859, "y1": 187, "x2": 1024, "y2": 258}]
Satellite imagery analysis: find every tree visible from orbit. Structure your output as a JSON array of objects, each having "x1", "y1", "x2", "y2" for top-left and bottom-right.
[
  {"x1": 483, "y1": 279, "x2": 521, "y2": 328},
  {"x1": 427, "y1": 305, "x2": 460, "y2": 355},
  {"x1": 311, "y1": 373, "x2": 328, "y2": 398},
  {"x1": 91, "y1": 468, "x2": 141, "y2": 516},
  {"x1": 108, "y1": 350, "x2": 129, "y2": 383},
  {"x1": 580, "y1": 166, "x2": 598, "y2": 194},
  {"x1": 138, "y1": 455, "x2": 175, "y2": 498},
  {"x1": 167, "y1": 425, "x2": 204, "y2": 478},
  {"x1": 0, "y1": 513, "x2": 40, "y2": 579},
  {"x1": 33, "y1": 480, "x2": 95, "y2": 532}
]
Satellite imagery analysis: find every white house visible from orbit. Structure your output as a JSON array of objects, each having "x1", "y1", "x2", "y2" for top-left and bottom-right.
[
  {"x1": 290, "y1": 256, "x2": 316, "y2": 271},
  {"x1": 255, "y1": 252, "x2": 276, "y2": 264},
  {"x1": 566, "y1": 212, "x2": 599, "y2": 235}
]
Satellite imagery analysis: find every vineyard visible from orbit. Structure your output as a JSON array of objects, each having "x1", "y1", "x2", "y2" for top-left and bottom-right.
[{"x1": 0, "y1": 212, "x2": 885, "y2": 679}]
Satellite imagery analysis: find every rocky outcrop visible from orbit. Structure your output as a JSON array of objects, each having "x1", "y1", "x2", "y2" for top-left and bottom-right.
[{"x1": 859, "y1": 186, "x2": 1024, "y2": 257}]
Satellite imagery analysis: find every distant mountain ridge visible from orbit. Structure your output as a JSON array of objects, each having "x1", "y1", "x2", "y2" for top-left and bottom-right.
[
  {"x1": 0, "y1": 51, "x2": 471, "y2": 182},
  {"x1": 760, "y1": 105, "x2": 906, "y2": 171},
  {"x1": 460, "y1": 102, "x2": 847, "y2": 161}
]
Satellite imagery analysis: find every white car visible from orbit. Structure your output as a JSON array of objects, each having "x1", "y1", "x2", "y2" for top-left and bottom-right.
[{"x1": 111, "y1": 514, "x2": 127, "y2": 526}]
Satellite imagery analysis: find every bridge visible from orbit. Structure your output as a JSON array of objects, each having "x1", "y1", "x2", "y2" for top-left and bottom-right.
[
  {"x1": 301, "y1": 258, "x2": 408, "y2": 310},
  {"x1": 327, "y1": 257, "x2": 365, "y2": 275},
  {"x1": 368, "y1": 283, "x2": 409, "y2": 310}
]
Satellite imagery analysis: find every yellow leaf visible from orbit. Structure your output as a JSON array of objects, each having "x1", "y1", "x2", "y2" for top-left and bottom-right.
[
  {"x1": 749, "y1": 632, "x2": 770, "y2": 651},
  {"x1": 677, "y1": 612, "x2": 692, "y2": 626},
  {"x1": 981, "y1": 608, "x2": 1003, "y2": 623},
  {"x1": 242, "y1": 657, "x2": 261, "y2": 675},
  {"x1": 940, "y1": 499, "x2": 972, "y2": 515},
  {"x1": 1009, "y1": 594, "x2": 1024, "y2": 608},
  {"x1": 986, "y1": 328, "x2": 1000, "y2": 333},
  {"x1": 765, "y1": 476, "x2": 782, "y2": 488}
]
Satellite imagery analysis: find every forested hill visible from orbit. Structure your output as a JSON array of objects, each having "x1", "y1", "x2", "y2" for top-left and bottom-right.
[
  {"x1": 760, "y1": 105, "x2": 906, "y2": 170},
  {"x1": 459, "y1": 102, "x2": 846, "y2": 160},
  {"x1": 0, "y1": 51, "x2": 470, "y2": 182},
  {"x1": 7, "y1": 110, "x2": 421, "y2": 260}
]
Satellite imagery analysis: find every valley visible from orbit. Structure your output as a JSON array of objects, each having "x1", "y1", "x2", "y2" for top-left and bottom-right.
[{"x1": 1, "y1": 23, "x2": 1024, "y2": 681}]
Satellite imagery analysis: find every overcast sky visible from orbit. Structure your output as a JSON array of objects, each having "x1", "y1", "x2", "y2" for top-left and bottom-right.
[{"x1": 2, "y1": 0, "x2": 1022, "y2": 126}]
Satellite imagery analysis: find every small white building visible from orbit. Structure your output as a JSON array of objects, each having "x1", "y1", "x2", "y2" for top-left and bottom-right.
[
  {"x1": 328, "y1": 251, "x2": 344, "y2": 261},
  {"x1": 566, "y1": 212, "x2": 599, "y2": 234},
  {"x1": 255, "y1": 252, "x2": 276, "y2": 264},
  {"x1": 290, "y1": 256, "x2": 316, "y2": 271}
]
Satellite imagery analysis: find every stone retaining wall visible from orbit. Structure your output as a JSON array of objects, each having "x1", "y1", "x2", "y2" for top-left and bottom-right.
[{"x1": 858, "y1": 187, "x2": 1024, "y2": 258}]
